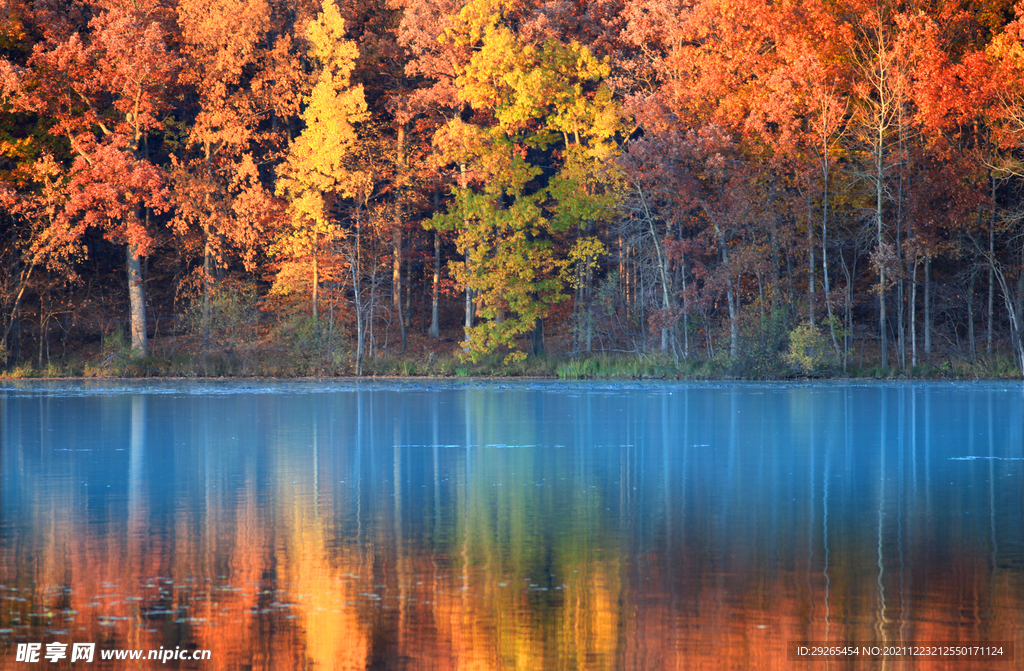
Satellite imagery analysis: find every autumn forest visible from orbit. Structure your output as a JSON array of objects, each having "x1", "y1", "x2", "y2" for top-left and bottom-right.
[{"x1": 3, "y1": 0, "x2": 1024, "y2": 377}]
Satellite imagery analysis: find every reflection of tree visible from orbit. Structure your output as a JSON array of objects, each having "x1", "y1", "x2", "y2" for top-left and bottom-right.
[
  {"x1": 422, "y1": 388, "x2": 624, "y2": 670},
  {"x1": 3, "y1": 386, "x2": 1024, "y2": 670}
]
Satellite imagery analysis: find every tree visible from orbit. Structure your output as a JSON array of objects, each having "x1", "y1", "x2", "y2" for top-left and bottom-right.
[
  {"x1": 983, "y1": 4, "x2": 1024, "y2": 373},
  {"x1": 428, "y1": 0, "x2": 621, "y2": 362},
  {"x1": 173, "y1": 0, "x2": 295, "y2": 351},
  {"x1": 274, "y1": 0, "x2": 369, "y2": 324},
  {"x1": 845, "y1": 4, "x2": 914, "y2": 370},
  {"x1": 1, "y1": 0, "x2": 179, "y2": 356}
]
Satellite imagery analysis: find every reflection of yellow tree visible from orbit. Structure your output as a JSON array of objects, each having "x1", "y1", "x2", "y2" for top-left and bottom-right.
[
  {"x1": 416, "y1": 388, "x2": 623, "y2": 670},
  {"x1": 273, "y1": 416, "x2": 370, "y2": 671},
  {"x1": 7, "y1": 389, "x2": 1024, "y2": 671}
]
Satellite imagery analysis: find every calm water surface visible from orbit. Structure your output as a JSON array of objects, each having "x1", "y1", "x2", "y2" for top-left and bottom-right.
[{"x1": 1, "y1": 380, "x2": 1023, "y2": 669}]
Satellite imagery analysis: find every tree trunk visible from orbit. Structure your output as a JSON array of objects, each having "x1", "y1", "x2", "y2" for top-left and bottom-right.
[
  {"x1": 312, "y1": 231, "x2": 319, "y2": 324},
  {"x1": 202, "y1": 142, "x2": 214, "y2": 354},
  {"x1": 808, "y1": 211, "x2": 815, "y2": 327},
  {"x1": 464, "y1": 252, "x2": 473, "y2": 333},
  {"x1": 989, "y1": 241, "x2": 1024, "y2": 374},
  {"x1": 681, "y1": 255, "x2": 689, "y2": 360},
  {"x1": 459, "y1": 162, "x2": 474, "y2": 350},
  {"x1": 910, "y1": 260, "x2": 917, "y2": 367},
  {"x1": 840, "y1": 249, "x2": 854, "y2": 373},
  {"x1": 897, "y1": 276, "x2": 906, "y2": 370},
  {"x1": 641, "y1": 186, "x2": 677, "y2": 364},
  {"x1": 1, "y1": 257, "x2": 37, "y2": 370},
  {"x1": 878, "y1": 216, "x2": 887, "y2": 369},
  {"x1": 393, "y1": 224, "x2": 405, "y2": 352},
  {"x1": 715, "y1": 223, "x2": 738, "y2": 359},
  {"x1": 38, "y1": 285, "x2": 48, "y2": 368},
  {"x1": 924, "y1": 256, "x2": 931, "y2": 355},
  {"x1": 585, "y1": 238, "x2": 595, "y2": 354},
  {"x1": 1016, "y1": 246, "x2": 1024, "y2": 373},
  {"x1": 394, "y1": 123, "x2": 406, "y2": 352},
  {"x1": 821, "y1": 206, "x2": 839, "y2": 358},
  {"x1": 727, "y1": 276, "x2": 738, "y2": 358},
  {"x1": 203, "y1": 237, "x2": 212, "y2": 353},
  {"x1": 404, "y1": 260, "x2": 412, "y2": 329},
  {"x1": 353, "y1": 206, "x2": 364, "y2": 376},
  {"x1": 127, "y1": 242, "x2": 148, "y2": 356},
  {"x1": 531, "y1": 317, "x2": 543, "y2": 356},
  {"x1": 988, "y1": 218, "x2": 995, "y2": 354},
  {"x1": 967, "y1": 264, "x2": 976, "y2": 356},
  {"x1": 429, "y1": 230, "x2": 440, "y2": 338}
]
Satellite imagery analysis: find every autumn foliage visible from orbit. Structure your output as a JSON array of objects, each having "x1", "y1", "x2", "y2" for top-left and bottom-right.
[{"x1": 3, "y1": 0, "x2": 1024, "y2": 374}]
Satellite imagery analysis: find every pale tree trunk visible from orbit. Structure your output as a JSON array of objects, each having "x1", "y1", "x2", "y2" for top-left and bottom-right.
[
  {"x1": 727, "y1": 275, "x2": 738, "y2": 358},
  {"x1": 639, "y1": 185, "x2": 678, "y2": 364},
  {"x1": 988, "y1": 241, "x2": 1024, "y2": 374},
  {"x1": 463, "y1": 252, "x2": 473, "y2": 331},
  {"x1": 896, "y1": 84, "x2": 907, "y2": 371},
  {"x1": 352, "y1": 207, "x2": 364, "y2": 375},
  {"x1": 126, "y1": 95, "x2": 149, "y2": 357},
  {"x1": 681, "y1": 256, "x2": 689, "y2": 360},
  {"x1": 840, "y1": 250, "x2": 855, "y2": 372},
  {"x1": 572, "y1": 256, "x2": 581, "y2": 355},
  {"x1": 127, "y1": 241, "x2": 148, "y2": 356},
  {"x1": 716, "y1": 225, "x2": 738, "y2": 358},
  {"x1": 808, "y1": 211, "x2": 815, "y2": 327},
  {"x1": 394, "y1": 124, "x2": 406, "y2": 352},
  {"x1": 429, "y1": 188, "x2": 441, "y2": 339},
  {"x1": 815, "y1": 85, "x2": 845, "y2": 360},
  {"x1": 202, "y1": 142, "x2": 214, "y2": 354},
  {"x1": 1017, "y1": 246, "x2": 1024, "y2": 373},
  {"x1": 821, "y1": 171, "x2": 840, "y2": 359},
  {"x1": 850, "y1": 10, "x2": 902, "y2": 370},
  {"x1": 429, "y1": 230, "x2": 440, "y2": 339},
  {"x1": 404, "y1": 262, "x2": 412, "y2": 329},
  {"x1": 877, "y1": 198, "x2": 888, "y2": 368},
  {"x1": 203, "y1": 236, "x2": 212, "y2": 353},
  {"x1": 312, "y1": 230, "x2": 319, "y2": 324},
  {"x1": 393, "y1": 224, "x2": 404, "y2": 351},
  {"x1": 459, "y1": 162, "x2": 473, "y2": 351},
  {"x1": 37, "y1": 282, "x2": 48, "y2": 368}
]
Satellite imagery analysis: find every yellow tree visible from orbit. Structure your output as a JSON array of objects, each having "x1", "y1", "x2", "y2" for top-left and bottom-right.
[
  {"x1": 428, "y1": 0, "x2": 621, "y2": 362},
  {"x1": 274, "y1": 0, "x2": 369, "y2": 325}
]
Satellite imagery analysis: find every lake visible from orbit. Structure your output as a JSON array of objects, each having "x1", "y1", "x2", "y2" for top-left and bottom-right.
[{"x1": 2, "y1": 380, "x2": 1022, "y2": 669}]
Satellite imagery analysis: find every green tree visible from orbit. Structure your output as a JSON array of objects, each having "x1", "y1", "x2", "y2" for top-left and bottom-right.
[{"x1": 428, "y1": 0, "x2": 621, "y2": 362}]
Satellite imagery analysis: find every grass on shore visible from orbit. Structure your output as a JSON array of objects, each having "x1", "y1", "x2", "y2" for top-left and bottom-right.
[{"x1": 3, "y1": 346, "x2": 1021, "y2": 381}]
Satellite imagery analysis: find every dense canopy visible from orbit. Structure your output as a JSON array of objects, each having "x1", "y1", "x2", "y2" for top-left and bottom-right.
[{"x1": 3, "y1": 0, "x2": 1024, "y2": 376}]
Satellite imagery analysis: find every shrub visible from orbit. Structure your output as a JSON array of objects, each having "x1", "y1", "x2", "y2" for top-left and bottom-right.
[{"x1": 787, "y1": 321, "x2": 831, "y2": 374}]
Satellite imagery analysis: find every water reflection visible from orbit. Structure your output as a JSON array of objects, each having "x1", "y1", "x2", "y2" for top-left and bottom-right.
[{"x1": 2, "y1": 381, "x2": 1023, "y2": 669}]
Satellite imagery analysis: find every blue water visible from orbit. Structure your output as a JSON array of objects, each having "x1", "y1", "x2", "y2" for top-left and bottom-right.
[{"x1": 1, "y1": 380, "x2": 1022, "y2": 669}]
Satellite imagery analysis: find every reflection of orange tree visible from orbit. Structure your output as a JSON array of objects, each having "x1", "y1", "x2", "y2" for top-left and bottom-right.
[
  {"x1": 179, "y1": 474, "x2": 288, "y2": 671},
  {"x1": 6, "y1": 392, "x2": 1024, "y2": 670}
]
